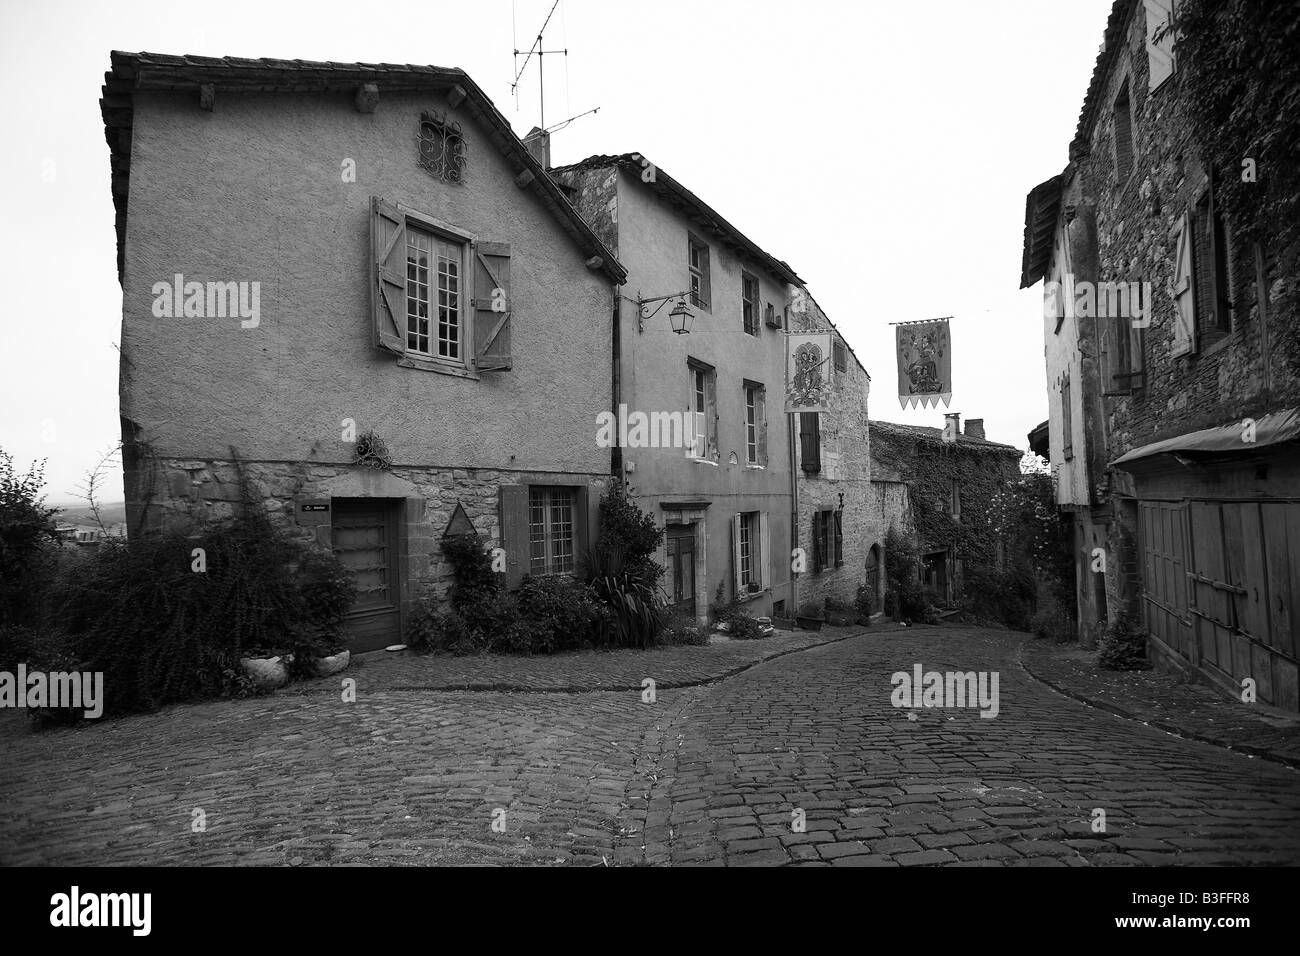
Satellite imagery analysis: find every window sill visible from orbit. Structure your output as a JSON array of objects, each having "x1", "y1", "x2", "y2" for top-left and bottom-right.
[
  {"x1": 692, "y1": 458, "x2": 719, "y2": 467},
  {"x1": 745, "y1": 464, "x2": 765, "y2": 470},
  {"x1": 398, "y1": 354, "x2": 478, "y2": 379},
  {"x1": 1199, "y1": 334, "x2": 1233, "y2": 359},
  {"x1": 738, "y1": 588, "x2": 767, "y2": 603}
]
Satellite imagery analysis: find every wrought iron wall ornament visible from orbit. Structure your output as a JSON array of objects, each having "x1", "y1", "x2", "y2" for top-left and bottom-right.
[
  {"x1": 418, "y1": 110, "x2": 466, "y2": 184},
  {"x1": 354, "y1": 431, "x2": 393, "y2": 470}
]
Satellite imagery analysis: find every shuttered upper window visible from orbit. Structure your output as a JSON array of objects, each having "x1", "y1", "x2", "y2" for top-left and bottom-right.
[
  {"x1": 744, "y1": 382, "x2": 767, "y2": 465},
  {"x1": 688, "y1": 234, "x2": 711, "y2": 311},
  {"x1": 689, "y1": 359, "x2": 719, "y2": 461},
  {"x1": 370, "y1": 197, "x2": 512, "y2": 375},
  {"x1": 405, "y1": 226, "x2": 462, "y2": 359},
  {"x1": 742, "y1": 272, "x2": 759, "y2": 335},
  {"x1": 1145, "y1": 0, "x2": 1176, "y2": 92}
]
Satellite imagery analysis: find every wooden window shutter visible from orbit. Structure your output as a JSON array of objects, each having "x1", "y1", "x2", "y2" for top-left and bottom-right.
[
  {"x1": 1171, "y1": 212, "x2": 1198, "y2": 356},
  {"x1": 1206, "y1": 172, "x2": 1231, "y2": 332},
  {"x1": 1144, "y1": 0, "x2": 1175, "y2": 91},
  {"x1": 705, "y1": 372, "x2": 718, "y2": 459},
  {"x1": 759, "y1": 512, "x2": 771, "y2": 590},
  {"x1": 370, "y1": 197, "x2": 407, "y2": 356},
  {"x1": 756, "y1": 388, "x2": 768, "y2": 465},
  {"x1": 834, "y1": 510, "x2": 844, "y2": 567},
  {"x1": 1104, "y1": 316, "x2": 1131, "y2": 395},
  {"x1": 574, "y1": 485, "x2": 600, "y2": 558},
  {"x1": 812, "y1": 512, "x2": 824, "y2": 573},
  {"x1": 732, "y1": 513, "x2": 744, "y2": 597},
  {"x1": 472, "y1": 241, "x2": 512, "y2": 371},
  {"x1": 1129, "y1": 322, "x2": 1145, "y2": 388},
  {"x1": 1062, "y1": 377, "x2": 1073, "y2": 460},
  {"x1": 498, "y1": 484, "x2": 530, "y2": 588}
]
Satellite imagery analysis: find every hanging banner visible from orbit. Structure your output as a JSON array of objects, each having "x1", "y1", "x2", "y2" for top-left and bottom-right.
[
  {"x1": 785, "y1": 331, "x2": 834, "y2": 413},
  {"x1": 896, "y1": 318, "x2": 952, "y2": 409}
]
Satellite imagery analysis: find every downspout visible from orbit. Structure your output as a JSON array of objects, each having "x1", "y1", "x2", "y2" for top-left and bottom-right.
[
  {"x1": 611, "y1": 285, "x2": 623, "y2": 482},
  {"x1": 790, "y1": 409, "x2": 799, "y2": 617}
]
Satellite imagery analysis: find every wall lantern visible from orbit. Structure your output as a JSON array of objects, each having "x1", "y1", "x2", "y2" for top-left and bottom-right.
[{"x1": 638, "y1": 290, "x2": 695, "y2": 334}]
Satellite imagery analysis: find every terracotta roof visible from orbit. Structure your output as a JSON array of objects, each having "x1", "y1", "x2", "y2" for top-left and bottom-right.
[
  {"x1": 869, "y1": 419, "x2": 1021, "y2": 454},
  {"x1": 99, "y1": 51, "x2": 627, "y2": 285},
  {"x1": 550, "y1": 153, "x2": 802, "y2": 286}
]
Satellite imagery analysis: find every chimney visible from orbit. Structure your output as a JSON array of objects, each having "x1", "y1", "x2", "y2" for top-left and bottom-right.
[
  {"x1": 965, "y1": 418, "x2": 985, "y2": 440},
  {"x1": 943, "y1": 412, "x2": 960, "y2": 442},
  {"x1": 523, "y1": 127, "x2": 551, "y2": 171}
]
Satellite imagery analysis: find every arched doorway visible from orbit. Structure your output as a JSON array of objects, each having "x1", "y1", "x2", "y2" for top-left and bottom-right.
[{"x1": 865, "y1": 543, "x2": 883, "y2": 612}]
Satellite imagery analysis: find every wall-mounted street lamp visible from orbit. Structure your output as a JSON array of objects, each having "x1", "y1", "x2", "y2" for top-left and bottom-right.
[{"x1": 637, "y1": 290, "x2": 695, "y2": 334}]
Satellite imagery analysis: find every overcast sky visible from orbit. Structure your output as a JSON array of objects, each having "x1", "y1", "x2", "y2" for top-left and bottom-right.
[{"x1": 0, "y1": 0, "x2": 1113, "y2": 504}]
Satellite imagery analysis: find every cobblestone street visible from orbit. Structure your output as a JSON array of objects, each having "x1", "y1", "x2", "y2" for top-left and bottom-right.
[{"x1": 3, "y1": 626, "x2": 1298, "y2": 866}]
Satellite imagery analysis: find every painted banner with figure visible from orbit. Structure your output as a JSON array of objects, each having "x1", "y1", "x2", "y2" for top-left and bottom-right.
[
  {"x1": 896, "y1": 318, "x2": 952, "y2": 409},
  {"x1": 785, "y1": 331, "x2": 834, "y2": 413}
]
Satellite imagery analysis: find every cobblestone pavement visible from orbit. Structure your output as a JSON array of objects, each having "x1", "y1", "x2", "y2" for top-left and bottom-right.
[
  {"x1": 1020, "y1": 640, "x2": 1300, "y2": 768},
  {"x1": 2, "y1": 626, "x2": 1297, "y2": 866}
]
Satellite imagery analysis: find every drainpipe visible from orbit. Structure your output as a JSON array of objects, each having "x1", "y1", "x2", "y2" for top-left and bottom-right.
[
  {"x1": 611, "y1": 285, "x2": 622, "y2": 482},
  {"x1": 789, "y1": 410, "x2": 799, "y2": 617}
]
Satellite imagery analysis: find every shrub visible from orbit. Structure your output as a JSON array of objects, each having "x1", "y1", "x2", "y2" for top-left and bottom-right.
[
  {"x1": 711, "y1": 583, "x2": 765, "y2": 639},
  {"x1": 1029, "y1": 592, "x2": 1075, "y2": 643},
  {"x1": 1098, "y1": 614, "x2": 1151, "y2": 671},
  {"x1": 582, "y1": 543, "x2": 663, "y2": 648},
  {"x1": 855, "y1": 584, "x2": 876, "y2": 621},
  {"x1": 0, "y1": 451, "x2": 61, "y2": 627},
  {"x1": 883, "y1": 526, "x2": 927, "y2": 620},
  {"x1": 661, "y1": 611, "x2": 708, "y2": 646},
  {"x1": 46, "y1": 479, "x2": 356, "y2": 717},
  {"x1": 961, "y1": 565, "x2": 1036, "y2": 631},
  {"x1": 517, "y1": 574, "x2": 610, "y2": 652},
  {"x1": 440, "y1": 532, "x2": 500, "y2": 611}
]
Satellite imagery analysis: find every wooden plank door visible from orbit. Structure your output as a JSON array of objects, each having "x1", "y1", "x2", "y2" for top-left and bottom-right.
[
  {"x1": 331, "y1": 498, "x2": 401, "y2": 652},
  {"x1": 666, "y1": 526, "x2": 696, "y2": 619},
  {"x1": 1138, "y1": 501, "x2": 1192, "y2": 658}
]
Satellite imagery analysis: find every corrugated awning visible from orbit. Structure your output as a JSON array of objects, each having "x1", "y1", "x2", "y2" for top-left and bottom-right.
[{"x1": 1110, "y1": 408, "x2": 1300, "y2": 468}]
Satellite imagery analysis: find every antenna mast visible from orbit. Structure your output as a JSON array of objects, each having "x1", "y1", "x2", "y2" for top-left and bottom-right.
[{"x1": 512, "y1": 0, "x2": 566, "y2": 130}]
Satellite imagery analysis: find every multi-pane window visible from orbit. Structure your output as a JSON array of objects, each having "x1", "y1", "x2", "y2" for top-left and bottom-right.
[
  {"x1": 740, "y1": 512, "x2": 758, "y2": 588},
  {"x1": 528, "y1": 486, "x2": 576, "y2": 575},
  {"x1": 688, "y1": 234, "x2": 711, "y2": 310},
  {"x1": 406, "y1": 226, "x2": 462, "y2": 359},
  {"x1": 745, "y1": 386, "x2": 758, "y2": 463},
  {"x1": 812, "y1": 509, "x2": 843, "y2": 573},
  {"x1": 689, "y1": 361, "x2": 717, "y2": 460},
  {"x1": 742, "y1": 273, "x2": 759, "y2": 335}
]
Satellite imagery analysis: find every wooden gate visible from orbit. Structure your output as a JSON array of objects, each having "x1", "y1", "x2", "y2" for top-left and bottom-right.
[
  {"x1": 1141, "y1": 497, "x2": 1300, "y2": 711},
  {"x1": 331, "y1": 498, "x2": 402, "y2": 652}
]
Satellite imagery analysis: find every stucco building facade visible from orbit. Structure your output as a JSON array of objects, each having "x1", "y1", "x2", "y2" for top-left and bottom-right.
[{"x1": 101, "y1": 53, "x2": 626, "y2": 651}]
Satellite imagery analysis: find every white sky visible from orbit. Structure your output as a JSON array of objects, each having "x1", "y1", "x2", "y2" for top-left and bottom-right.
[{"x1": 0, "y1": 0, "x2": 1113, "y2": 504}]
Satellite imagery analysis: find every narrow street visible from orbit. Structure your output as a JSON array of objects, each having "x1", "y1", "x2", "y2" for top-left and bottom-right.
[{"x1": 3, "y1": 627, "x2": 1297, "y2": 867}]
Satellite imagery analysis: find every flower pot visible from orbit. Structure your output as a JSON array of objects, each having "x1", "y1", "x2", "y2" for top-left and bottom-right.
[
  {"x1": 796, "y1": 615, "x2": 824, "y2": 631},
  {"x1": 240, "y1": 655, "x2": 289, "y2": 691},
  {"x1": 310, "y1": 649, "x2": 351, "y2": 678}
]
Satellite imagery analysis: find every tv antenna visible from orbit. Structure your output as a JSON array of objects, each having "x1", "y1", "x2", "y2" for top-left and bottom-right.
[{"x1": 512, "y1": 0, "x2": 567, "y2": 131}]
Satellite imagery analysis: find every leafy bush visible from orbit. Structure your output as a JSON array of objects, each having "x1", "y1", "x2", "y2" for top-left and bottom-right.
[
  {"x1": 596, "y1": 482, "x2": 664, "y2": 587},
  {"x1": 884, "y1": 527, "x2": 927, "y2": 620},
  {"x1": 1098, "y1": 614, "x2": 1151, "y2": 671},
  {"x1": 517, "y1": 574, "x2": 610, "y2": 651},
  {"x1": 660, "y1": 610, "x2": 708, "y2": 646},
  {"x1": 0, "y1": 451, "x2": 61, "y2": 627},
  {"x1": 44, "y1": 480, "x2": 356, "y2": 717},
  {"x1": 440, "y1": 532, "x2": 500, "y2": 611},
  {"x1": 710, "y1": 583, "x2": 766, "y2": 639},
  {"x1": 962, "y1": 565, "x2": 1036, "y2": 631},
  {"x1": 1030, "y1": 592, "x2": 1075, "y2": 643},
  {"x1": 855, "y1": 584, "x2": 876, "y2": 621}
]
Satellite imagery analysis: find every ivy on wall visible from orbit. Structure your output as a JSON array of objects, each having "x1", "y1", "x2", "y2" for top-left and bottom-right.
[{"x1": 1173, "y1": 0, "x2": 1300, "y2": 370}]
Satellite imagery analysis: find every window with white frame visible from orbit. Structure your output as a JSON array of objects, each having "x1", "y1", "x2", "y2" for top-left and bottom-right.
[
  {"x1": 405, "y1": 225, "x2": 464, "y2": 360},
  {"x1": 744, "y1": 382, "x2": 766, "y2": 465},
  {"x1": 739, "y1": 511, "x2": 758, "y2": 588},
  {"x1": 528, "y1": 486, "x2": 576, "y2": 575},
  {"x1": 688, "y1": 234, "x2": 711, "y2": 310},
  {"x1": 742, "y1": 272, "x2": 759, "y2": 335},
  {"x1": 689, "y1": 359, "x2": 718, "y2": 460}
]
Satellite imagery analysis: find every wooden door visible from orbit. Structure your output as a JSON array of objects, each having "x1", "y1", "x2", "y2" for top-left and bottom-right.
[
  {"x1": 331, "y1": 498, "x2": 401, "y2": 652},
  {"x1": 666, "y1": 526, "x2": 696, "y2": 618},
  {"x1": 1138, "y1": 500, "x2": 1193, "y2": 659}
]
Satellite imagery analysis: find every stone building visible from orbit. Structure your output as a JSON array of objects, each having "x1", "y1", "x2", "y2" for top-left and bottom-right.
[
  {"x1": 552, "y1": 152, "x2": 804, "y2": 624},
  {"x1": 1019, "y1": 1, "x2": 1300, "y2": 709},
  {"x1": 868, "y1": 415, "x2": 1021, "y2": 604},
  {"x1": 789, "y1": 295, "x2": 879, "y2": 617},
  {"x1": 100, "y1": 53, "x2": 626, "y2": 651}
]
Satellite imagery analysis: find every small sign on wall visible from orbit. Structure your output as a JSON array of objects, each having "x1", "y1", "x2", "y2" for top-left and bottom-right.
[{"x1": 297, "y1": 499, "x2": 331, "y2": 526}]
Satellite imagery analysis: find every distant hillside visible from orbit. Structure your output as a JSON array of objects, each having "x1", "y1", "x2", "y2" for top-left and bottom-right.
[{"x1": 51, "y1": 502, "x2": 128, "y2": 526}]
